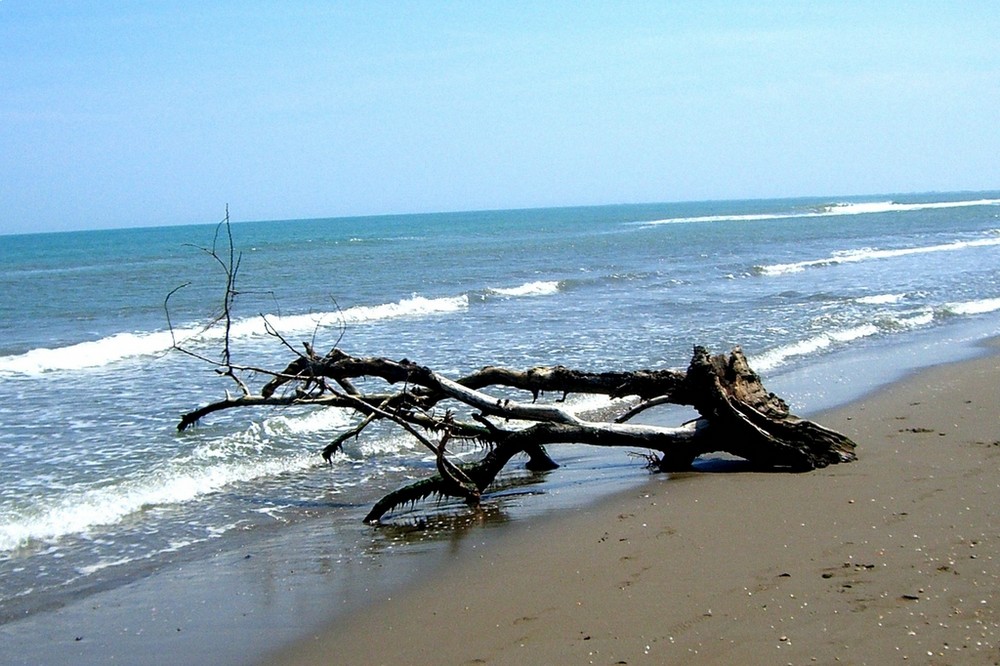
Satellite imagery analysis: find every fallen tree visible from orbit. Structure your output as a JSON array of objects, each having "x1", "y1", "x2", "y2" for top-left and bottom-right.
[
  {"x1": 177, "y1": 344, "x2": 857, "y2": 524},
  {"x1": 171, "y1": 213, "x2": 857, "y2": 524}
]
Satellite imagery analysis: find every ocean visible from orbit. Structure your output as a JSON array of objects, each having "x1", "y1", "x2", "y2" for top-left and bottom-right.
[{"x1": 2, "y1": 193, "x2": 1000, "y2": 661}]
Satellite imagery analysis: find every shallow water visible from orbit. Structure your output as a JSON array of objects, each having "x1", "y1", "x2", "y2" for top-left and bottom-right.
[{"x1": 2, "y1": 194, "x2": 1000, "y2": 653}]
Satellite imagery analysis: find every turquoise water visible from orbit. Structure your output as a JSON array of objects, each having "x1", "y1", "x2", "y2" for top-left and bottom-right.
[{"x1": 2, "y1": 193, "x2": 1000, "y2": 632}]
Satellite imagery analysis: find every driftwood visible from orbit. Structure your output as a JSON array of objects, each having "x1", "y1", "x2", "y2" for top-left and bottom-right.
[
  {"x1": 171, "y1": 214, "x2": 856, "y2": 524},
  {"x1": 177, "y1": 345, "x2": 857, "y2": 524}
]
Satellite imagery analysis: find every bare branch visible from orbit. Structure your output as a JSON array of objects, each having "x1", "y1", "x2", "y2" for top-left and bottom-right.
[{"x1": 170, "y1": 212, "x2": 857, "y2": 526}]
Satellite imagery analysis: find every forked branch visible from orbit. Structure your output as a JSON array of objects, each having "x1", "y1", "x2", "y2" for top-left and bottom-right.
[
  {"x1": 171, "y1": 214, "x2": 857, "y2": 525},
  {"x1": 178, "y1": 345, "x2": 856, "y2": 523}
]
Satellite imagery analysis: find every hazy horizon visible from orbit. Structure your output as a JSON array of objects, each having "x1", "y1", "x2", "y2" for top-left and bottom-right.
[
  {"x1": 3, "y1": 3, "x2": 999, "y2": 235},
  {"x1": 5, "y1": 188, "x2": 1000, "y2": 239}
]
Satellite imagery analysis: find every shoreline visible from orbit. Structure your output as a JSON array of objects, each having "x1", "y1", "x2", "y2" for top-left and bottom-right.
[
  {"x1": 270, "y1": 341, "x2": 1000, "y2": 665},
  {"x1": 2, "y1": 335, "x2": 999, "y2": 664}
]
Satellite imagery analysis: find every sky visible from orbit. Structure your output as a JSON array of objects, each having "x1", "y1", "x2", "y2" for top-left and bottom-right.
[{"x1": 1, "y1": 2, "x2": 999, "y2": 234}]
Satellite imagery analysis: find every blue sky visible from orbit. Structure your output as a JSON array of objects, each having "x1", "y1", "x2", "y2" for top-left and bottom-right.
[{"x1": 2, "y1": 2, "x2": 998, "y2": 234}]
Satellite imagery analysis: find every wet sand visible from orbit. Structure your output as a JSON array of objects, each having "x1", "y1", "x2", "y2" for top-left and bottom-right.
[{"x1": 271, "y1": 346, "x2": 1000, "y2": 665}]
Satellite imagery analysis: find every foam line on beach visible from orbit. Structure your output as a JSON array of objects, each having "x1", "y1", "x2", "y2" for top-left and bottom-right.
[
  {"x1": 0, "y1": 453, "x2": 314, "y2": 552},
  {"x1": 751, "y1": 297, "x2": 1000, "y2": 373},
  {"x1": 750, "y1": 323, "x2": 882, "y2": 372}
]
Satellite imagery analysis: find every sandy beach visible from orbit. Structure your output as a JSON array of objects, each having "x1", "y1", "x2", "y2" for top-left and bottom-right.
[{"x1": 270, "y1": 344, "x2": 1000, "y2": 665}]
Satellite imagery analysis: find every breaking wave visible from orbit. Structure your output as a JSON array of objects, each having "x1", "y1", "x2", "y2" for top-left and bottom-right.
[
  {"x1": 0, "y1": 279, "x2": 572, "y2": 376},
  {"x1": 755, "y1": 235, "x2": 1000, "y2": 276},
  {"x1": 942, "y1": 297, "x2": 1000, "y2": 316},
  {"x1": 855, "y1": 293, "x2": 906, "y2": 305},
  {"x1": 820, "y1": 199, "x2": 1000, "y2": 216},
  {"x1": 487, "y1": 280, "x2": 561, "y2": 297},
  {"x1": 0, "y1": 294, "x2": 470, "y2": 375},
  {"x1": 750, "y1": 324, "x2": 882, "y2": 373},
  {"x1": 0, "y1": 407, "x2": 355, "y2": 552},
  {"x1": 750, "y1": 295, "x2": 1000, "y2": 372}
]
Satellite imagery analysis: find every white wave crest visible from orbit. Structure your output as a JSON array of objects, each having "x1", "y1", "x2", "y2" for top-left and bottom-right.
[
  {"x1": 259, "y1": 408, "x2": 354, "y2": 437},
  {"x1": 749, "y1": 324, "x2": 881, "y2": 372},
  {"x1": 0, "y1": 330, "x2": 180, "y2": 375},
  {"x1": 757, "y1": 236, "x2": 1000, "y2": 276},
  {"x1": 942, "y1": 297, "x2": 1000, "y2": 316},
  {"x1": 190, "y1": 408, "x2": 356, "y2": 462},
  {"x1": 746, "y1": 299, "x2": 996, "y2": 372},
  {"x1": 642, "y1": 211, "x2": 808, "y2": 226},
  {"x1": 562, "y1": 393, "x2": 635, "y2": 416},
  {"x1": 488, "y1": 281, "x2": 561, "y2": 297},
  {"x1": 354, "y1": 431, "x2": 422, "y2": 458},
  {"x1": 228, "y1": 294, "x2": 470, "y2": 338},
  {"x1": 897, "y1": 310, "x2": 935, "y2": 328},
  {"x1": 334, "y1": 294, "x2": 469, "y2": 324},
  {"x1": 640, "y1": 197, "x2": 1000, "y2": 227},
  {"x1": 0, "y1": 449, "x2": 318, "y2": 552},
  {"x1": 0, "y1": 294, "x2": 469, "y2": 375},
  {"x1": 821, "y1": 198, "x2": 1000, "y2": 216},
  {"x1": 856, "y1": 293, "x2": 906, "y2": 305}
]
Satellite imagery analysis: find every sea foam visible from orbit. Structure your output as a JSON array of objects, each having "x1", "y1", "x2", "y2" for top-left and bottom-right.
[
  {"x1": 943, "y1": 297, "x2": 1000, "y2": 316},
  {"x1": 749, "y1": 295, "x2": 1000, "y2": 373},
  {"x1": 822, "y1": 198, "x2": 1000, "y2": 215},
  {"x1": 750, "y1": 324, "x2": 881, "y2": 372},
  {"x1": 0, "y1": 407, "x2": 349, "y2": 552},
  {"x1": 0, "y1": 451, "x2": 317, "y2": 552},
  {"x1": 487, "y1": 280, "x2": 561, "y2": 297},
  {"x1": 0, "y1": 294, "x2": 470, "y2": 375},
  {"x1": 855, "y1": 293, "x2": 906, "y2": 305}
]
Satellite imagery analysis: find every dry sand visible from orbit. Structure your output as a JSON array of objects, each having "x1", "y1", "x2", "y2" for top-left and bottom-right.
[{"x1": 271, "y1": 348, "x2": 1000, "y2": 665}]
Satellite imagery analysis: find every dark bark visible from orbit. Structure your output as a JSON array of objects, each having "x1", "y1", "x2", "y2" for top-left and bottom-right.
[{"x1": 178, "y1": 345, "x2": 857, "y2": 524}]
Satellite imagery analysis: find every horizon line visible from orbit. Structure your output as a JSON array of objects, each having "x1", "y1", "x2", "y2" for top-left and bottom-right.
[{"x1": 3, "y1": 188, "x2": 998, "y2": 239}]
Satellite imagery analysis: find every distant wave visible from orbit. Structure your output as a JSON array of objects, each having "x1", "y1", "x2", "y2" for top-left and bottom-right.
[
  {"x1": 347, "y1": 235, "x2": 426, "y2": 244},
  {"x1": 642, "y1": 211, "x2": 809, "y2": 226},
  {"x1": 755, "y1": 235, "x2": 1000, "y2": 276},
  {"x1": 639, "y1": 197, "x2": 1000, "y2": 227},
  {"x1": 0, "y1": 294, "x2": 470, "y2": 375},
  {"x1": 486, "y1": 280, "x2": 561, "y2": 297},
  {"x1": 855, "y1": 293, "x2": 906, "y2": 305},
  {"x1": 821, "y1": 199, "x2": 1000, "y2": 215}
]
